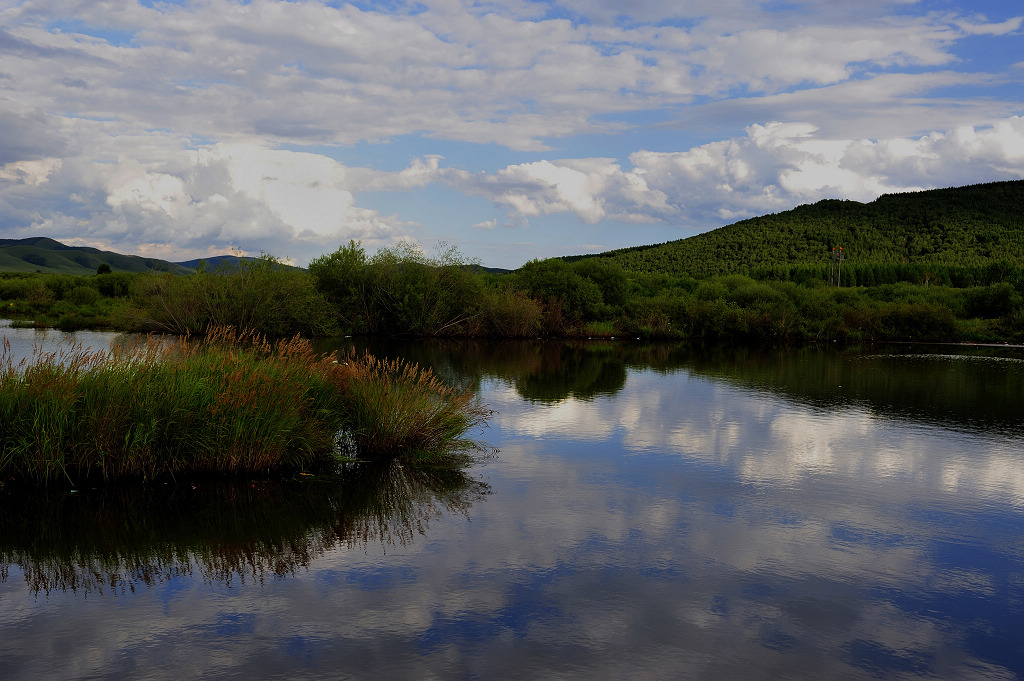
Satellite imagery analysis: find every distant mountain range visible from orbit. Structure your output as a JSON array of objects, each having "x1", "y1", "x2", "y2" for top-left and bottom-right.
[{"x1": 0, "y1": 237, "x2": 256, "y2": 275}]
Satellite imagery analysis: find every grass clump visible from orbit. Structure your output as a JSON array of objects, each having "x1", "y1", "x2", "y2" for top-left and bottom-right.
[
  {"x1": 342, "y1": 354, "x2": 493, "y2": 464},
  {"x1": 0, "y1": 328, "x2": 492, "y2": 483}
]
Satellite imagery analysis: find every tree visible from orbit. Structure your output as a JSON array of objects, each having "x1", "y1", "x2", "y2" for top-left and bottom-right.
[{"x1": 308, "y1": 240, "x2": 371, "y2": 332}]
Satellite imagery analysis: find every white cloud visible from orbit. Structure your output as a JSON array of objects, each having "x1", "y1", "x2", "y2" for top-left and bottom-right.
[
  {"x1": 632, "y1": 116, "x2": 1024, "y2": 222},
  {"x1": 1, "y1": 0, "x2": 1013, "y2": 151},
  {"x1": 955, "y1": 15, "x2": 1023, "y2": 35},
  {"x1": 412, "y1": 116, "x2": 1024, "y2": 228},
  {"x1": 2, "y1": 115, "x2": 1021, "y2": 263},
  {"x1": 443, "y1": 157, "x2": 675, "y2": 224},
  {"x1": 691, "y1": 21, "x2": 958, "y2": 95},
  {"x1": 0, "y1": 158, "x2": 62, "y2": 186},
  {"x1": 0, "y1": 135, "x2": 417, "y2": 264},
  {"x1": 677, "y1": 71, "x2": 1015, "y2": 140}
]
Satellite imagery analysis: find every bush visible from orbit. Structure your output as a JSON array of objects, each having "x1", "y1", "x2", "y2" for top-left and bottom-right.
[
  {"x1": 340, "y1": 353, "x2": 492, "y2": 463},
  {"x1": 67, "y1": 285, "x2": 100, "y2": 306},
  {"x1": 132, "y1": 256, "x2": 337, "y2": 337},
  {"x1": 365, "y1": 242, "x2": 484, "y2": 336},
  {"x1": 95, "y1": 272, "x2": 135, "y2": 297},
  {"x1": 513, "y1": 258, "x2": 603, "y2": 332},
  {"x1": 879, "y1": 301, "x2": 958, "y2": 341},
  {"x1": 964, "y1": 283, "x2": 1015, "y2": 318},
  {"x1": 479, "y1": 286, "x2": 543, "y2": 337},
  {"x1": 55, "y1": 314, "x2": 90, "y2": 332},
  {"x1": 572, "y1": 258, "x2": 629, "y2": 308}
]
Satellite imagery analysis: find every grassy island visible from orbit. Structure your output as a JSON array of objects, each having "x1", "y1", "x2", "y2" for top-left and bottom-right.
[{"x1": 0, "y1": 328, "x2": 492, "y2": 484}]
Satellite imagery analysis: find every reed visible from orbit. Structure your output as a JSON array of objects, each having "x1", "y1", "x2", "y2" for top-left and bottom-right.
[
  {"x1": 341, "y1": 353, "x2": 493, "y2": 464},
  {"x1": 0, "y1": 328, "x2": 491, "y2": 483}
]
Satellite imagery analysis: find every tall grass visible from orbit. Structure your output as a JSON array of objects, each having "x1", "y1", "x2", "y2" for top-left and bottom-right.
[
  {"x1": 342, "y1": 354, "x2": 494, "y2": 464},
  {"x1": 0, "y1": 328, "x2": 492, "y2": 483}
]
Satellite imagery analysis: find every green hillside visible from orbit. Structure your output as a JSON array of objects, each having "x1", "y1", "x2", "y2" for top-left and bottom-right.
[
  {"x1": 0, "y1": 237, "x2": 192, "y2": 275},
  {"x1": 567, "y1": 180, "x2": 1024, "y2": 285}
]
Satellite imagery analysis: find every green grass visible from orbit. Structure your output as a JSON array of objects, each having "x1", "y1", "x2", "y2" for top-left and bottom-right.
[
  {"x1": 341, "y1": 354, "x2": 493, "y2": 465},
  {"x1": 0, "y1": 328, "x2": 492, "y2": 483}
]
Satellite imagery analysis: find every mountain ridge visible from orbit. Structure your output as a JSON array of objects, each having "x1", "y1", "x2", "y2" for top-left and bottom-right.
[
  {"x1": 0, "y1": 239, "x2": 254, "y2": 275},
  {"x1": 563, "y1": 180, "x2": 1024, "y2": 281}
]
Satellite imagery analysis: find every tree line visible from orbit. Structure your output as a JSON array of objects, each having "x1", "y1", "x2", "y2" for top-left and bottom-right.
[{"x1": 1, "y1": 241, "x2": 1022, "y2": 344}]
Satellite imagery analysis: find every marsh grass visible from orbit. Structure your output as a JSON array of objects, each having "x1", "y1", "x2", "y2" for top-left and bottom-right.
[
  {"x1": 342, "y1": 354, "x2": 494, "y2": 465},
  {"x1": 0, "y1": 328, "x2": 492, "y2": 483}
]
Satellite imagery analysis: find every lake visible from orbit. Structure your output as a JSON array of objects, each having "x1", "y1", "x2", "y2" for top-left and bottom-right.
[{"x1": 2, "y1": 327, "x2": 1023, "y2": 680}]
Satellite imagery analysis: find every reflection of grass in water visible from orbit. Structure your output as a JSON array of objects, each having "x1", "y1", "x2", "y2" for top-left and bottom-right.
[
  {"x1": 0, "y1": 462, "x2": 489, "y2": 596},
  {"x1": 0, "y1": 328, "x2": 493, "y2": 482}
]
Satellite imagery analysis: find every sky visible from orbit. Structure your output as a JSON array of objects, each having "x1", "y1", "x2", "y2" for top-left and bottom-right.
[{"x1": 0, "y1": 0, "x2": 1022, "y2": 269}]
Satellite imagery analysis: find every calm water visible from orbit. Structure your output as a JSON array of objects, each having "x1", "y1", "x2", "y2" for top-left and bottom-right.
[{"x1": 2, "y1": 329, "x2": 1024, "y2": 680}]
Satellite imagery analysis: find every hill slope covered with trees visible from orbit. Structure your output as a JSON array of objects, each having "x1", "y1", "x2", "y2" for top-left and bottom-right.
[{"x1": 567, "y1": 180, "x2": 1023, "y2": 287}]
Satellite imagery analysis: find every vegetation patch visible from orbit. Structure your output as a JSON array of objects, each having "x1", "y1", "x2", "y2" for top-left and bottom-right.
[{"x1": 0, "y1": 328, "x2": 492, "y2": 484}]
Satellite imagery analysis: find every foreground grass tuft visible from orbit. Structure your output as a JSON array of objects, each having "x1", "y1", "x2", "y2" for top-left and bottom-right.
[
  {"x1": 342, "y1": 354, "x2": 493, "y2": 464},
  {"x1": 0, "y1": 328, "x2": 492, "y2": 483}
]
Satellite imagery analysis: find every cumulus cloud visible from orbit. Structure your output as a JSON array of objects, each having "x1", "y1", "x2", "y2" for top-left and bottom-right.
[
  {"x1": 0, "y1": 136, "x2": 416, "y2": 264},
  {"x1": 0, "y1": 158, "x2": 62, "y2": 186},
  {"x1": 442, "y1": 157, "x2": 675, "y2": 224},
  {"x1": 5, "y1": 116, "x2": 1020, "y2": 262},
  {"x1": 415, "y1": 116, "x2": 1024, "y2": 227}
]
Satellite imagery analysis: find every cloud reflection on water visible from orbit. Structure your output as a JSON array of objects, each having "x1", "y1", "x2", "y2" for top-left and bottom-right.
[{"x1": 2, "y1": 341, "x2": 1023, "y2": 679}]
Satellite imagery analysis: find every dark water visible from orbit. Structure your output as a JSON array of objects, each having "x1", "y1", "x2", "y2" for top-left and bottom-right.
[{"x1": 2, "y1": 332, "x2": 1024, "y2": 680}]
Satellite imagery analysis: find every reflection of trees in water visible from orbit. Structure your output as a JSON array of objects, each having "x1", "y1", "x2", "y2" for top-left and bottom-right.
[
  {"x1": 513, "y1": 343, "x2": 626, "y2": 402},
  {"x1": 684, "y1": 345, "x2": 1024, "y2": 436},
  {"x1": 333, "y1": 338, "x2": 636, "y2": 403},
  {"x1": 321, "y1": 336, "x2": 1024, "y2": 433},
  {"x1": 0, "y1": 463, "x2": 489, "y2": 596}
]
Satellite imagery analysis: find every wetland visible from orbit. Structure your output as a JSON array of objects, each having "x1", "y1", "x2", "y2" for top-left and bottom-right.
[{"x1": 2, "y1": 326, "x2": 1023, "y2": 679}]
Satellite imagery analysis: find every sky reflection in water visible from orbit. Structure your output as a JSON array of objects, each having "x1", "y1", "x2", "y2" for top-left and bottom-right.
[{"x1": 1, "y1": 337, "x2": 1022, "y2": 680}]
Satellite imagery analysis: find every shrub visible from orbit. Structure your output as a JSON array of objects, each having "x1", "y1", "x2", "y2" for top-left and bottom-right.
[
  {"x1": 964, "y1": 283, "x2": 1015, "y2": 318},
  {"x1": 131, "y1": 256, "x2": 337, "y2": 337},
  {"x1": 95, "y1": 272, "x2": 135, "y2": 297},
  {"x1": 513, "y1": 258, "x2": 603, "y2": 332},
  {"x1": 879, "y1": 301, "x2": 958, "y2": 341},
  {"x1": 67, "y1": 285, "x2": 100, "y2": 306},
  {"x1": 365, "y1": 242, "x2": 484, "y2": 336},
  {"x1": 479, "y1": 286, "x2": 543, "y2": 337},
  {"x1": 55, "y1": 314, "x2": 90, "y2": 332}
]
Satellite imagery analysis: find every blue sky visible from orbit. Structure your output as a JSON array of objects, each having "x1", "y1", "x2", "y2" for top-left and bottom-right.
[{"x1": 0, "y1": 0, "x2": 1021, "y2": 268}]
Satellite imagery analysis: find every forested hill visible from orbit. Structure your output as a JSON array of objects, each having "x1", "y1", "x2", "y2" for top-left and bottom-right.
[
  {"x1": 0, "y1": 238, "x2": 259, "y2": 275},
  {"x1": 566, "y1": 180, "x2": 1024, "y2": 283}
]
